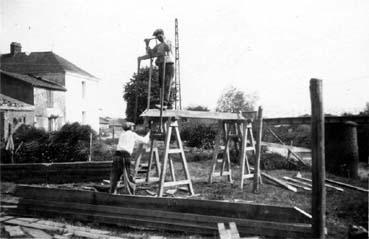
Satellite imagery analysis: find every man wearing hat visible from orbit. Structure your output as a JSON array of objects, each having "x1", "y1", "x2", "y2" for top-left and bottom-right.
[
  {"x1": 146, "y1": 28, "x2": 174, "y2": 108},
  {"x1": 109, "y1": 122, "x2": 150, "y2": 195}
]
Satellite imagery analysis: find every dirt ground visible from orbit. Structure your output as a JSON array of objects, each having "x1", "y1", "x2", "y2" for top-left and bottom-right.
[{"x1": 4, "y1": 156, "x2": 366, "y2": 239}]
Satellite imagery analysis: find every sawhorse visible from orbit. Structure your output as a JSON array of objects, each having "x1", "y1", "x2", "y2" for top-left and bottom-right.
[
  {"x1": 133, "y1": 142, "x2": 161, "y2": 184},
  {"x1": 158, "y1": 118, "x2": 195, "y2": 197}
]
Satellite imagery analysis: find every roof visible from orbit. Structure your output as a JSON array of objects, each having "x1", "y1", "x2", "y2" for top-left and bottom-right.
[
  {"x1": 0, "y1": 94, "x2": 34, "y2": 111},
  {"x1": 0, "y1": 51, "x2": 98, "y2": 80},
  {"x1": 1, "y1": 70, "x2": 66, "y2": 91},
  {"x1": 140, "y1": 109, "x2": 257, "y2": 121}
]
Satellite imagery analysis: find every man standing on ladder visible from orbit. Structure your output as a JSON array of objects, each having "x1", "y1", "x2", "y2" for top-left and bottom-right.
[{"x1": 145, "y1": 28, "x2": 174, "y2": 109}]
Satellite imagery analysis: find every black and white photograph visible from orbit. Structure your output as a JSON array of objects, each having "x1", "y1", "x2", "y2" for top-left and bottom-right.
[{"x1": 0, "y1": 1, "x2": 368, "y2": 238}]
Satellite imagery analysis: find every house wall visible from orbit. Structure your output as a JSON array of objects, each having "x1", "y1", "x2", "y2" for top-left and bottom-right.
[
  {"x1": 34, "y1": 88, "x2": 65, "y2": 131},
  {"x1": 1, "y1": 111, "x2": 34, "y2": 140},
  {"x1": 65, "y1": 73, "x2": 99, "y2": 132},
  {"x1": 0, "y1": 74, "x2": 34, "y2": 105}
]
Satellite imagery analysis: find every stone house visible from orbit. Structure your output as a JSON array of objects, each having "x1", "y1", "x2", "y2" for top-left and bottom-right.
[
  {"x1": 0, "y1": 42, "x2": 100, "y2": 132},
  {"x1": 0, "y1": 70, "x2": 66, "y2": 138}
]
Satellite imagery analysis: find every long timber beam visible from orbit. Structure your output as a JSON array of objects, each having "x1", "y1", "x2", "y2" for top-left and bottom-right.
[
  {"x1": 11, "y1": 185, "x2": 312, "y2": 238},
  {"x1": 140, "y1": 109, "x2": 257, "y2": 121}
]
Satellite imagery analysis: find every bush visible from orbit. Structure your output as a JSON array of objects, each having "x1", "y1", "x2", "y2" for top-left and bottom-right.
[
  {"x1": 1, "y1": 122, "x2": 102, "y2": 164},
  {"x1": 48, "y1": 123, "x2": 97, "y2": 162},
  {"x1": 11, "y1": 125, "x2": 50, "y2": 163},
  {"x1": 181, "y1": 125, "x2": 216, "y2": 149}
]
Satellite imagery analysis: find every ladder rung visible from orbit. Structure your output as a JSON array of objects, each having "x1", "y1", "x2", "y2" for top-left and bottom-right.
[
  {"x1": 163, "y1": 180, "x2": 191, "y2": 187},
  {"x1": 212, "y1": 172, "x2": 231, "y2": 176},
  {"x1": 245, "y1": 147, "x2": 255, "y2": 151},
  {"x1": 217, "y1": 159, "x2": 223, "y2": 163},
  {"x1": 228, "y1": 134, "x2": 239, "y2": 137},
  {"x1": 242, "y1": 174, "x2": 254, "y2": 179},
  {"x1": 168, "y1": 148, "x2": 182, "y2": 154}
]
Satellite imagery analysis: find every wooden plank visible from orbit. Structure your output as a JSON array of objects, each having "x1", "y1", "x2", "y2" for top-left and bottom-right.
[
  {"x1": 325, "y1": 178, "x2": 368, "y2": 193},
  {"x1": 70, "y1": 230, "x2": 123, "y2": 239},
  {"x1": 168, "y1": 148, "x2": 182, "y2": 154},
  {"x1": 14, "y1": 185, "x2": 311, "y2": 224},
  {"x1": 22, "y1": 227, "x2": 53, "y2": 239},
  {"x1": 140, "y1": 109, "x2": 254, "y2": 121},
  {"x1": 4, "y1": 218, "x2": 65, "y2": 233},
  {"x1": 260, "y1": 172, "x2": 297, "y2": 192},
  {"x1": 4, "y1": 225, "x2": 25, "y2": 237},
  {"x1": 0, "y1": 216, "x2": 14, "y2": 222},
  {"x1": 218, "y1": 223, "x2": 232, "y2": 239},
  {"x1": 229, "y1": 222, "x2": 241, "y2": 239},
  {"x1": 310, "y1": 78, "x2": 326, "y2": 239},
  {"x1": 294, "y1": 176, "x2": 344, "y2": 192},
  {"x1": 283, "y1": 176, "x2": 313, "y2": 188},
  {"x1": 281, "y1": 179, "x2": 312, "y2": 191},
  {"x1": 253, "y1": 106, "x2": 263, "y2": 193},
  {"x1": 163, "y1": 180, "x2": 191, "y2": 187},
  {"x1": 16, "y1": 199, "x2": 312, "y2": 238}
]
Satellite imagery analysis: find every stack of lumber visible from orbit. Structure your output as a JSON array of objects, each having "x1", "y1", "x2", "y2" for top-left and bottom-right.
[
  {"x1": 0, "y1": 214, "x2": 125, "y2": 239},
  {"x1": 10, "y1": 185, "x2": 312, "y2": 238},
  {"x1": 0, "y1": 161, "x2": 112, "y2": 183}
]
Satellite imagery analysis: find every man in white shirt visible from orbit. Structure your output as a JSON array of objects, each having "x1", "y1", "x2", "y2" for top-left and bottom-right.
[
  {"x1": 110, "y1": 122, "x2": 150, "y2": 195},
  {"x1": 146, "y1": 28, "x2": 174, "y2": 109}
]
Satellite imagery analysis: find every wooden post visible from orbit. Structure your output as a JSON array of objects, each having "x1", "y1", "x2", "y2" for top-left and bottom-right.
[
  {"x1": 253, "y1": 106, "x2": 263, "y2": 193},
  {"x1": 147, "y1": 58, "x2": 153, "y2": 110},
  {"x1": 88, "y1": 133, "x2": 92, "y2": 162},
  {"x1": 310, "y1": 78, "x2": 326, "y2": 239}
]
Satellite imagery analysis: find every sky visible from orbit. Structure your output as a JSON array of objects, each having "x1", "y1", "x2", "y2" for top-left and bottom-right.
[{"x1": 1, "y1": 0, "x2": 368, "y2": 117}]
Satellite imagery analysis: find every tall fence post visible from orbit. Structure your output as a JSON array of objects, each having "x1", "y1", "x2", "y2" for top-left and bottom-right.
[
  {"x1": 310, "y1": 78, "x2": 326, "y2": 239},
  {"x1": 89, "y1": 133, "x2": 92, "y2": 162},
  {"x1": 253, "y1": 106, "x2": 263, "y2": 193}
]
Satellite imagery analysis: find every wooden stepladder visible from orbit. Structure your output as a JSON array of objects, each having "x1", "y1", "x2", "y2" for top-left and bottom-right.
[
  {"x1": 208, "y1": 121, "x2": 237, "y2": 184},
  {"x1": 133, "y1": 141, "x2": 161, "y2": 184},
  {"x1": 158, "y1": 119, "x2": 195, "y2": 197},
  {"x1": 240, "y1": 120, "x2": 258, "y2": 189}
]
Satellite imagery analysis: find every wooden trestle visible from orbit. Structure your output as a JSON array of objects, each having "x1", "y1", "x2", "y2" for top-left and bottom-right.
[{"x1": 139, "y1": 109, "x2": 260, "y2": 194}]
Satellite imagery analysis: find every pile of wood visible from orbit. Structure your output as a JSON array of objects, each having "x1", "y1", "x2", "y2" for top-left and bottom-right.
[
  {"x1": 9, "y1": 185, "x2": 312, "y2": 238},
  {"x1": 1, "y1": 215, "x2": 124, "y2": 239}
]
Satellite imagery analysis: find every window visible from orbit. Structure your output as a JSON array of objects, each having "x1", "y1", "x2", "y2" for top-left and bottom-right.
[
  {"x1": 48, "y1": 118, "x2": 55, "y2": 131},
  {"x1": 47, "y1": 90, "x2": 54, "y2": 107},
  {"x1": 82, "y1": 111, "x2": 86, "y2": 124},
  {"x1": 82, "y1": 81, "x2": 86, "y2": 99}
]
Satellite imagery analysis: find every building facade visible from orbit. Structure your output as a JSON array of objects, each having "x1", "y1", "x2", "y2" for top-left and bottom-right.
[
  {"x1": 0, "y1": 70, "x2": 66, "y2": 137},
  {"x1": 0, "y1": 42, "x2": 100, "y2": 131}
]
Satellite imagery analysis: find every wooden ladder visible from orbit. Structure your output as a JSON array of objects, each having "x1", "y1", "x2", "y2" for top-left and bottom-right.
[
  {"x1": 158, "y1": 119, "x2": 195, "y2": 197},
  {"x1": 133, "y1": 142, "x2": 161, "y2": 184},
  {"x1": 208, "y1": 121, "x2": 238, "y2": 184}
]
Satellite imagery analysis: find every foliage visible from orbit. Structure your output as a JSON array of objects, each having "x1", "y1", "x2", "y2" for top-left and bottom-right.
[
  {"x1": 123, "y1": 67, "x2": 161, "y2": 124},
  {"x1": 263, "y1": 124, "x2": 311, "y2": 148},
  {"x1": 359, "y1": 102, "x2": 369, "y2": 116},
  {"x1": 186, "y1": 105, "x2": 210, "y2": 111},
  {"x1": 216, "y1": 86, "x2": 258, "y2": 112},
  {"x1": 1, "y1": 122, "x2": 99, "y2": 164},
  {"x1": 181, "y1": 125, "x2": 216, "y2": 149},
  {"x1": 48, "y1": 123, "x2": 97, "y2": 162}
]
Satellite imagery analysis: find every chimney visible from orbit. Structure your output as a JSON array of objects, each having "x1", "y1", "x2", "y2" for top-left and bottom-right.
[{"x1": 10, "y1": 42, "x2": 22, "y2": 56}]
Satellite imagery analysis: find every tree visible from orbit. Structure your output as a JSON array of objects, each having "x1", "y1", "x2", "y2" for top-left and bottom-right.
[
  {"x1": 216, "y1": 86, "x2": 258, "y2": 112},
  {"x1": 359, "y1": 102, "x2": 369, "y2": 116},
  {"x1": 186, "y1": 105, "x2": 210, "y2": 111},
  {"x1": 123, "y1": 67, "x2": 160, "y2": 123}
]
